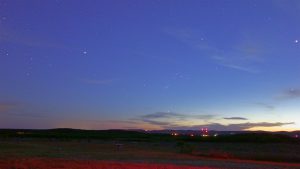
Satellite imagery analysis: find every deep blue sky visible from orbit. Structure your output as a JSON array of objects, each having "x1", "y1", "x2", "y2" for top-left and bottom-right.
[{"x1": 1, "y1": 0, "x2": 300, "y2": 131}]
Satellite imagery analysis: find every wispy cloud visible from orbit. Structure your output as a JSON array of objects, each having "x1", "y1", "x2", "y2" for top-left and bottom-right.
[
  {"x1": 219, "y1": 63, "x2": 259, "y2": 73},
  {"x1": 277, "y1": 88, "x2": 300, "y2": 100},
  {"x1": 141, "y1": 112, "x2": 215, "y2": 120},
  {"x1": 141, "y1": 119, "x2": 172, "y2": 126},
  {"x1": 223, "y1": 117, "x2": 248, "y2": 120},
  {"x1": 137, "y1": 111, "x2": 216, "y2": 127},
  {"x1": 0, "y1": 101, "x2": 47, "y2": 118},
  {"x1": 142, "y1": 112, "x2": 184, "y2": 119},
  {"x1": 57, "y1": 119, "x2": 147, "y2": 130},
  {"x1": 172, "y1": 122, "x2": 295, "y2": 131},
  {"x1": 255, "y1": 102, "x2": 275, "y2": 110},
  {"x1": 81, "y1": 78, "x2": 118, "y2": 85},
  {"x1": 164, "y1": 28, "x2": 266, "y2": 74},
  {"x1": 136, "y1": 111, "x2": 293, "y2": 131},
  {"x1": 0, "y1": 27, "x2": 66, "y2": 49},
  {"x1": 0, "y1": 102, "x2": 17, "y2": 113},
  {"x1": 3, "y1": 112, "x2": 46, "y2": 118},
  {"x1": 272, "y1": 0, "x2": 300, "y2": 13}
]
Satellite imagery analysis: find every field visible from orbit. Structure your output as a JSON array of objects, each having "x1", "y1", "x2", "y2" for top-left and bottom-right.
[
  {"x1": 0, "y1": 158, "x2": 214, "y2": 169},
  {"x1": 0, "y1": 129, "x2": 300, "y2": 169},
  {"x1": 1, "y1": 139, "x2": 300, "y2": 169}
]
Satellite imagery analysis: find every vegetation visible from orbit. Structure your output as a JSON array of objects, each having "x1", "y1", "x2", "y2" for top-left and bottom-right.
[
  {"x1": 1, "y1": 128, "x2": 300, "y2": 169},
  {"x1": 0, "y1": 158, "x2": 213, "y2": 169},
  {"x1": 0, "y1": 129, "x2": 299, "y2": 143}
]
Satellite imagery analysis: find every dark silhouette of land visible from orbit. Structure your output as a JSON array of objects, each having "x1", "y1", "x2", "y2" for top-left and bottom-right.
[
  {"x1": 0, "y1": 128, "x2": 299, "y2": 143},
  {"x1": 1, "y1": 128, "x2": 300, "y2": 169}
]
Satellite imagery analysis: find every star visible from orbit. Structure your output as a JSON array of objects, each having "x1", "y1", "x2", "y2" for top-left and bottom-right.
[
  {"x1": 294, "y1": 40, "x2": 299, "y2": 44},
  {"x1": 82, "y1": 51, "x2": 88, "y2": 55}
]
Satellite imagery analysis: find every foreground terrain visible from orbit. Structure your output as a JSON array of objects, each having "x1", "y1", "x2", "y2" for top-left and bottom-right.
[
  {"x1": 0, "y1": 129, "x2": 300, "y2": 169},
  {"x1": 1, "y1": 139, "x2": 300, "y2": 169},
  {"x1": 1, "y1": 157, "x2": 300, "y2": 169}
]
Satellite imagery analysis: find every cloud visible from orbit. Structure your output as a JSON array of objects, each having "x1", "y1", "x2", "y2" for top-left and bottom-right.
[
  {"x1": 141, "y1": 112, "x2": 215, "y2": 120},
  {"x1": 172, "y1": 122, "x2": 295, "y2": 131},
  {"x1": 0, "y1": 26, "x2": 66, "y2": 49},
  {"x1": 219, "y1": 63, "x2": 259, "y2": 73},
  {"x1": 277, "y1": 88, "x2": 300, "y2": 100},
  {"x1": 138, "y1": 111, "x2": 216, "y2": 128},
  {"x1": 223, "y1": 117, "x2": 248, "y2": 120},
  {"x1": 255, "y1": 102, "x2": 275, "y2": 110},
  {"x1": 0, "y1": 102, "x2": 17, "y2": 113},
  {"x1": 4, "y1": 112, "x2": 46, "y2": 118},
  {"x1": 164, "y1": 28, "x2": 216, "y2": 52},
  {"x1": 81, "y1": 78, "x2": 118, "y2": 85},
  {"x1": 141, "y1": 119, "x2": 172, "y2": 126},
  {"x1": 142, "y1": 112, "x2": 184, "y2": 119},
  {"x1": 137, "y1": 112, "x2": 293, "y2": 131},
  {"x1": 164, "y1": 28, "x2": 266, "y2": 74},
  {"x1": 0, "y1": 102, "x2": 47, "y2": 118},
  {"x1": 57, "y1": 119, "x2": 150, "y2": 130},
  {"x1": 272, "y1": 0, "x2": 300, "y2": 13}
]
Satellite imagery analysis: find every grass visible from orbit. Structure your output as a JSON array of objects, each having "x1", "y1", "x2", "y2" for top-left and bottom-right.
[
  {"x1": 1, "y1": 139, "x2": 300, "y2": 169},
  {"x1": 191, "y1": 142, "x2": 300, "y2": 162},
  {"x1": 0, "y1": 158, "x2": 214, "y2": 169},
  {"x1": 1, "y1": 129, "x2": 300, "y2": 168},
  {"x1": 1, "y1": 139, "x2": 300, "y2": 163}
]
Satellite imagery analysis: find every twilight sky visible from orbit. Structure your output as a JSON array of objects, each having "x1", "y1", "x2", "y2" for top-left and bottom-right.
[{"x1": 0, "y1": 0, "x2": 300, "y2": 131}]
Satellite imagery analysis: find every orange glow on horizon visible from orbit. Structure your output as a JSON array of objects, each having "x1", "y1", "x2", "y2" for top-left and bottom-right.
[{"x1": 246, "y1": 126, "x2": 299, "y2": 132}]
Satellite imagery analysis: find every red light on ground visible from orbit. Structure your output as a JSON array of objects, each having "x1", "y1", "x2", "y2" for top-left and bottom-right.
[{"x1": 190, "y1": 134, "x2": 194, "y2": 137}]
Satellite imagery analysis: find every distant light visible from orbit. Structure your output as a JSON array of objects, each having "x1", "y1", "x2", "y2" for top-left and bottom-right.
[
  {"x1": 295, "y1": 134, "x2": 299, "y2": 138},
  {"x1": 214, "y1": 134, "x2": 218, "y2": 137},
  {"x1": 171, "y1": 133, "x2": 178, "y2": 136},
  {"x1": 190, "y1": 134, "x2": 194, "y2": 137},
  {"x1": 295, "y1": 39, "x2": 299, "y2": 43}
]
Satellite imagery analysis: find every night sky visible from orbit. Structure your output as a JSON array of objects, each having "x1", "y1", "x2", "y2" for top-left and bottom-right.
[{"x1": 1, "y1": 0, "x2": 300, "y2": 131}]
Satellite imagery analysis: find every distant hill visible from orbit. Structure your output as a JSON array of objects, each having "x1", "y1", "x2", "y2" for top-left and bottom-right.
[{"x1": 0, "y1": 128, "x2": 299, "y2": 143}]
